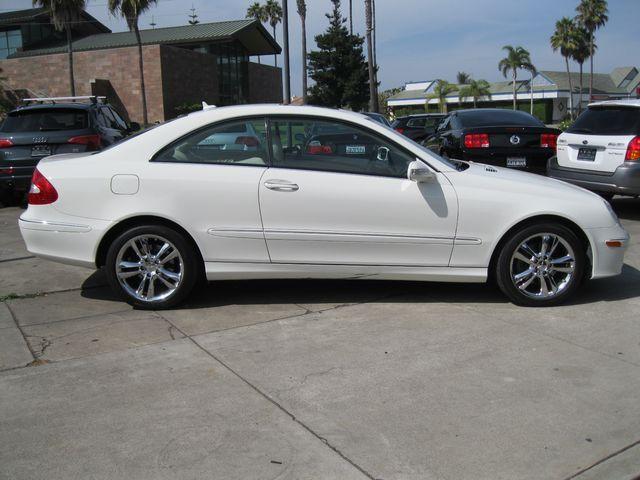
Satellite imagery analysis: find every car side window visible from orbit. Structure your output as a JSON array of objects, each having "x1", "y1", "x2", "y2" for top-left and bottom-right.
[
  {"x1": 269, "y1": 117, "x2": 415, "y2": 178},
  {"x1": 154, "y1": 119, "x2": 268, "y2": 166},
  {"x1": 407, "y1": 118, "x2": 426, "y2": 128},
  {"x1": 436, "y1": 117, "x2": 451, "y2": 133}
]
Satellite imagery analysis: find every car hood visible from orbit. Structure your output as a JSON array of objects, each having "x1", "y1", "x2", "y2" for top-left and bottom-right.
[{"x1": 445, "y1": 162, "x2": 618, "y2": 229}]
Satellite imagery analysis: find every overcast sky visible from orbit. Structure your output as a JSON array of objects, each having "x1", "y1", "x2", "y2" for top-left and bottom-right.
[{"x1": 3, "y1": 0, "x2": 639, "y2": 96}]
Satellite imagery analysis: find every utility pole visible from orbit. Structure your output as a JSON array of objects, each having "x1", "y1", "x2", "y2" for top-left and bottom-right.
[
  {"x1": 282, "y1": 0, "x2": 291, "y2": 104},
  {"x1": 188, "y1": 4, "x2": 199, "y2": 25},
  {"x1": 149, "y1": 15, "x2": 156, "y2": 29}
]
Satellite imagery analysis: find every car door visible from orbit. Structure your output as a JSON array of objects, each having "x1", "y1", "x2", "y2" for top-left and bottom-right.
[
  {"x1": 150, "y1": 118, "x2": 270, "y2": 263},
  {"x1": 259, "y1": 116, "x2": 458, "y2": 266}
]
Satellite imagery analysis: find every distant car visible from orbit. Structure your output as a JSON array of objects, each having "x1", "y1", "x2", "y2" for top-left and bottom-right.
[
  {"x1": 422, "y1": 109, "x2": 560, "y2": 175},
  {"x1": 0, "y1": 96, "x2": 138, "y2": 204},
  {"x1": 19, "y1": 104, "x2": 628, "y2": 309},
  {"x1": 548, "y1": 99, "x2": 640, "y2": 198},
  {"x1": 392, "y1": 114, "x2": 446, "y2": 142},
  {"x1": 362, "y1": 112, "x2": 392, "y2": 127}
]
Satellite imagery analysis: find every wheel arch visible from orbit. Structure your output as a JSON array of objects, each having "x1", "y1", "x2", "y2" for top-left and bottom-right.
[
  {"x1": 95, "y1": 215, "x2": 206, "y2": 272},
  {"x1": 487, "y1": 214, "x2": 593, "y2": 280}
]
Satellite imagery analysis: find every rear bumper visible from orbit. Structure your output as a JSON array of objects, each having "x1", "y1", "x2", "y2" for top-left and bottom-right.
[
  {"x1": 462, "y1": 150, "x2": 553, "y2": 175},
  {"x1": 0, "y1": 172, "x2": 33, "y2": 191},
  {"x1": 548, "y1": 156, "x2": 640, "y2": 196}
]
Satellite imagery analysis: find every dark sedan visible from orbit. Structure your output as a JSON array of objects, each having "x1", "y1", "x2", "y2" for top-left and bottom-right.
[
  {"x1": 422, "y1": 109, "x2": 560, "y2": 175},
  {"x1": 391, "y1": 114, "x2": 446, "y2": 143}
]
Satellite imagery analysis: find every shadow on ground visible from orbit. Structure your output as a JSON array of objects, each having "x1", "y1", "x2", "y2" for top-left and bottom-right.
[
  {"x1": 80, "y1": 263, "x2": 640, "y2": 310},
  {"x1": 611, "y1": 196, "x2": 640, "y2": 221}
]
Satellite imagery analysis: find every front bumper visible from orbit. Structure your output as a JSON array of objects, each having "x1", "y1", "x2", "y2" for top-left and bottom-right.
[
  {"x1": 548, "y1": 156, "x2": 640, "y2": 196},
  {"x1": 585, "y1": 223, "x2": 630, "y2": 279}
]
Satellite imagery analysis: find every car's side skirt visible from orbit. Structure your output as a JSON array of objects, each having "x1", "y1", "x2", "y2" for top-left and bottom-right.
[{"x1": 204, "y1": 262, "x2": 487, "y2": 283}]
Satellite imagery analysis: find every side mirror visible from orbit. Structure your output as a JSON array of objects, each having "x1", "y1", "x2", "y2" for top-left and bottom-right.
[
  {"x1": 294, "y1": 133, "x2": 305, "y2": 142},
  {"x1": 408, "y1": 160, "x2": 435, "y2": 182},
  {"x1": 376, "y1": 146, "x2": 390, "y2": 162},
  {"x1": 128, "y1": 121, "x2": 141, "y2": 132}
]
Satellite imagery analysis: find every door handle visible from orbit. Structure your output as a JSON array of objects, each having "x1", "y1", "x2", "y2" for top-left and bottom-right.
[{"x1": 264, "y1": 180, "x2": 299, "y2": 192}]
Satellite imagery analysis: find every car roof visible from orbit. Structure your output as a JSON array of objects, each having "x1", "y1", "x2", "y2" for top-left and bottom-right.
[
  {"x1": 11, "y1": 103, "x2": 95, "y2": 113},
  {"x1": 588, "y1": 99, "x2": 640, "y2": 108}
]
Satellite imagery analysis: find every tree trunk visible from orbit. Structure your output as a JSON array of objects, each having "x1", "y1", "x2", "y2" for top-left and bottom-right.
[
  {"x1": 365, "y1": 0, "x2": 376, "y2": 112},
  {"x1": 301, "y1": 14, "x2": 307, "y2": 104},
  {"x1": 473, "y1": 97, "x2": 477, "y2": 108},
  {"x1": 372, "y1": 0, "x2": 378, "y2": 111},
  {"x1": 589, "y1": 33, "x2": 594, "y2": 101},
  {"x1": 530, "y1": 70, "x2": 534, "y2": 115},
  {"x1": 66, "y1": 25, "x2": 75, "y2": 96},
  {"x1": 134, "y1": 25, "x2": 148, "y2": 126},
  {"x1": 273, "y1": 25, "x2": 278, "y2": 67},
  {"x1": 565, "y1": 56, "x2": 573, "y2": 119},
  {"x1": 349, "y1": 0, "x2": 353, "y2": 34},
  {"x1": 257, "y1": 55, "x2": 261, "y2": 64},
  {"x1": 512, "y1": 71, "x2": 517, "y2": 110},
  {"x1": 578, "y1": 62, "x2": 584, "y2": 115}
]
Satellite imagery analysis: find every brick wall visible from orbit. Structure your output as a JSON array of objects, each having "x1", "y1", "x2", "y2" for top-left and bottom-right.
[
  {"x1": 247, "y1": 62, "x2": 282, "y2": 104},
  {"x1": 0, "y1": 45, "x2": 164, "y2": 123},
  {"x1": 159, "y1": 45, "x2": 218, "y2": 119}
]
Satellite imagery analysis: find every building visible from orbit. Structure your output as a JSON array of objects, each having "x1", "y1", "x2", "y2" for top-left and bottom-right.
[
  {"x1": 0, "y1": 8, "x2": 282, "y2": 123},
  {"x1": 388, "y1": 67, "x2": 640, "y2": 123}
]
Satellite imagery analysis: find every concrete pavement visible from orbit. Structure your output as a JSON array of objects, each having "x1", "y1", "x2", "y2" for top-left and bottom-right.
[{"x1": 1, "y1": 201, "x2": 640, "y2": 479}]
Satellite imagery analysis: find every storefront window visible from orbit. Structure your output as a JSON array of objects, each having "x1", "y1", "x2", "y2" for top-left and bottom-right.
[{"x1": 0, "y1": 29, "x2": 22, "y2": 59}]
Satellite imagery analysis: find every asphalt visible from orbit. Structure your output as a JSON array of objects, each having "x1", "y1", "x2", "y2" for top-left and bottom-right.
[{"x1": 1, "y1": 200, "x2": 639, "y2": 480}]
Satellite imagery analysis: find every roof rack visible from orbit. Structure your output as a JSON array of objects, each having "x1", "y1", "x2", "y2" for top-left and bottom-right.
[{"x1": 21, "y1": 96, "x2": 107, "y2": 105}]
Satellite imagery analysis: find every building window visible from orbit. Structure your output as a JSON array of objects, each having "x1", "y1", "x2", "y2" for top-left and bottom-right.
[{"x1": 0, "y1": 29, "x2": 22, "y2": 59}]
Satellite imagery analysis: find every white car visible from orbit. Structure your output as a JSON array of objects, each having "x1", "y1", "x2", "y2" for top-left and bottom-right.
[
  {"x1": 19, "y1": 105, "x2": 629, "y2": 309},
  {"x1": 549, "y1": 99, "x2": 640, "y2": 198}
]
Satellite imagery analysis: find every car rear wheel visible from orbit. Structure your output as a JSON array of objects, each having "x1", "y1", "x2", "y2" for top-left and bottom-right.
[
  {"x1": 105, "y1": 225, "x2": 199, "y2": 309},
  {"x1": 495, "y1": 223, "x2": 585, "y2": 307}
]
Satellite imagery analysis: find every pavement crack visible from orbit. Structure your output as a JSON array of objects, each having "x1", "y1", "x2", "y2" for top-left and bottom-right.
[
  {"x1": 3, "y1": 301, "x2": 37, "y2": 362},
  {"x1": 563, "y1": 437, "x2": 640, "y2": 480}
]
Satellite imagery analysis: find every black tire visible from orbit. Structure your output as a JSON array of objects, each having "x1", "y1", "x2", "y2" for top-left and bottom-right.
[
  {"x1": 105, "y1": 224, "x2": 200, "y2": 309},
  {"x1": 495, "y1": 223, "x2": 586, "y2": 307}
]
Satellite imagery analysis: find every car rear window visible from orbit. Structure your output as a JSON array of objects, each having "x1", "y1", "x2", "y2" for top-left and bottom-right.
[
  {"x1": 457, "y1": 110, "x2": 544, "y2": 128},
  {"x1": 567, "y1": 107, "x2": 640, "y2": 135},
  {"x1": 1, "y1": 109, "x2": 89, "y2": 132}
]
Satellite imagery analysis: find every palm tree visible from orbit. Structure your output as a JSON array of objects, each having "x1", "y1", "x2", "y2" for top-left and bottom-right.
[
  {"x1": 498, "y1": 45, "x2": 534, "y2": 110},
  {"x1": 428, "y1": 80, "x2": 458, "y2": 113},
  {"x1": 32, "y1": 0, "x2": 86, "y2": 96},
  {"x1": 551, "y1": 17, "x2": 578, "y2": 118},
  {"x1": 458, "y1": 79, "x2": 491, "y2": 108},
  {"x1": 572, "y1": 26, "x2": 593, "y2": 115},
  {"x1": 576, "y1": 0, "x2": 608, "y2": 101},
  {"x1": 296, "y1": 0, "x2": 308, "y2": 104},
  {"x1": 349, "y1": 0, "x2": 353, "y2": 34},
  {"x1": 108, "y1": 0, "x2": 157, "y2": 126},
  {"x1": 246, "y1": 2, "x2": 268, "y2": 64},
  {"x1": 365, "y1": 0, "x2": 377, "y2": 111},
  {"x1": 456, "y1": 71, "x2": 471, "y2": 85},
  {"x1": 264, "y1": 0, "x2": 282, "y2": 67},
  {"x1": 525, "y1": 63, "x2": 537, "y2": 116}
]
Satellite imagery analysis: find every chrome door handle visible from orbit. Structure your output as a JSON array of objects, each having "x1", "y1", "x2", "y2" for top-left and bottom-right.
[{"x1": 264, "y1": 180, "x2": 299, "y2": 192}]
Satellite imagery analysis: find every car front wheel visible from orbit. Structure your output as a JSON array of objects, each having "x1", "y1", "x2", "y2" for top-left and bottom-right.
[
  {"x1": 105, "y1": 225, "x2": 200, "y2": 309},
  {"x1": 495, "y1": 223, "x2": 586, "y2": 307}
]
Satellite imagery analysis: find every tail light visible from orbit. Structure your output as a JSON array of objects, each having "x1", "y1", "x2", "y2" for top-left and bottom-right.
[
  {"x1": 625, "y1": 136, "x2": 640, "y2": 161},
  {"x1": 395, "y1": 127, "x2": 405, "y2": 135},
  {"x1": 68, "y1": 134, "x2": 101, "y2": 151},
  {"x1": 464, "y1": 133, "x2": 490, "y2": 149},
  {"x1": 540, "y1": 133, "x2": 558, "y2": 149},
  {"x1": 28, "y1": 168, "x2": 58, "y2": 205},
  {"x1": 0, "y1": 138, "x2": 13, "y2": 148}
]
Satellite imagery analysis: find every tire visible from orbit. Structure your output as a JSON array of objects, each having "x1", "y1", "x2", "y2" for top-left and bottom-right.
[
  {"x1": 105, "y1": 224, "x2": 200, "y2": 309},
  {"x1": 495, "y1": 223, "x2": 586, "y2": 307}
]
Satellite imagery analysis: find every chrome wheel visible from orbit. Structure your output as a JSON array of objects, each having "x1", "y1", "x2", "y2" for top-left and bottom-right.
[
  {"x1": 115, "y1": 234, "x2": 183, "y2": 303},
  {"x1": 509, "y1": 233, "x2": 576, "y2": 299}
]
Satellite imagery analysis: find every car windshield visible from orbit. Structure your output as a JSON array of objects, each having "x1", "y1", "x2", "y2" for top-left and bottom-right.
[
  {"x1": 1, "y1": 108, "x2": 88, "y2": 132},
  {"x1": 566, "y1": 106, "x2": 640, "y2": 135},
  {"x1": 457, "y1": 110, "x2": 544, "y2": 128}
]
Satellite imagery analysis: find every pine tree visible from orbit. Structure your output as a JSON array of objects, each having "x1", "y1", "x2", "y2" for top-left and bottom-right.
[{"x1": 307, "y1": 0, "x2": 369, "y2": 111}]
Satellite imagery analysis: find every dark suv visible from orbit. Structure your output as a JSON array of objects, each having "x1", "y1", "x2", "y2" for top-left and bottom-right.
[
  {"x1": 0, "y1": 96, "x2": 138, "y2": 204},
  {"x1": 391, "y1": 114, "x2": 446, "y2": 142}
]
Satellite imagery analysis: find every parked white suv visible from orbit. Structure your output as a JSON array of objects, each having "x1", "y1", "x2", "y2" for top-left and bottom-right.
[{"x1": 548, "y1": 99, "x2": 640, "y2": 198}]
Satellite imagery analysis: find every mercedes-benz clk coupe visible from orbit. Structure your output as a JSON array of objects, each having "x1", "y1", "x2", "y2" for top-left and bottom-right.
[{"x1": 19, "y1": 105, "x2": 629, "y2": 309}]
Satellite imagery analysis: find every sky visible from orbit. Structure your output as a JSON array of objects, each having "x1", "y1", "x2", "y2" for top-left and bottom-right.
[{"x1": 2, "y1": 0, "x2": 639, "y2": 96}]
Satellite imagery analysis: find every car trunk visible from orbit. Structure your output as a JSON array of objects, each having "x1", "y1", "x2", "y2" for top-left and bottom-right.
[
  {"x1": 557, "y1": 132, "x2": 634, "y2": 174},
  {"x1": 464, "y1": 125, "x2": 554, "y2": 149}
]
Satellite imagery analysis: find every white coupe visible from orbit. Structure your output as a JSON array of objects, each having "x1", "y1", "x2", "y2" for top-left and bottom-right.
[{"x1": 19, "y1": 105, "x2": 629, "y2": 308}]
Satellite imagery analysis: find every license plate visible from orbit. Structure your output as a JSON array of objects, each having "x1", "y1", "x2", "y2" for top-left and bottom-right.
[
  {"x1": 345, "y1": 145, "x2": 366, "y2": 154},
  {"x1": 577, "y1": 147, "x2": 597, "y2": 161},
  {"x1": 31, "y1": 145, "x2": 51, "y2": 157},
  {"x1": 507, "y1": 157, "x2": 526, "y2": 167}
]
